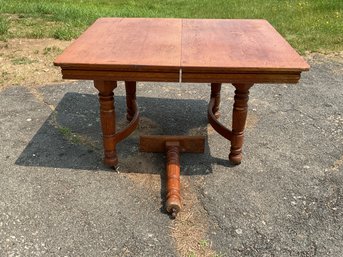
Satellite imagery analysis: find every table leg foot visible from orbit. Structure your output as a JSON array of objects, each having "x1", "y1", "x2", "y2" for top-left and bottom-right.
[
  {"x1": 210, "y1": 83, "x2": 221, "y2": 119},
  {"x1": 229, "y1": 83, "x2": 253, "y2": 165},
  {"x1": 125, "y1": 81, "x2": 137, "y2": 122},
  {"x1": 104, "y1": 151, "x2": 119, "y2": 167},
  {"x1": 229, "y1": 152, "x2": 242, "y2": 165},
  {"x1": 94, "y1": 80, "x2": 119, "y2": 167}
]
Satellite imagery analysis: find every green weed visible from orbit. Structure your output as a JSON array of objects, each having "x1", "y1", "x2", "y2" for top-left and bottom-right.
[
  {"x1": 43, "y1": 46, "x2": 62, "y2": 55},
  {"x1": 58, "y1": 126, "x2": 81, "y2": 144},
  {"x1": 53, "y1": 24, "x2": 80, "y2": 40},
  {"x1": 11, "y1": 57, "x2": 37, "y2": 65},
  {"x1": 199, "y1": 239, "x2": 209, "y2": 248},
  {"x1": 187, "y1": 251, "x2": 196, "y2": 257},
  {"x1": 0, "y1": 16, "x2": 9, "y2": 35}
]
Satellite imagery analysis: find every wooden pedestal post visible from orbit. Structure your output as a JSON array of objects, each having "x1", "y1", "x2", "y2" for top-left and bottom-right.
[{"x1": 140, "y1": 135, "x2": 205, "y2": 218}]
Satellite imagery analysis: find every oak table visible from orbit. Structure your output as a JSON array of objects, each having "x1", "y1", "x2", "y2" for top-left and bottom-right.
[{"x1": 54, "y1": 18, "x2": 309, "y2": 168}]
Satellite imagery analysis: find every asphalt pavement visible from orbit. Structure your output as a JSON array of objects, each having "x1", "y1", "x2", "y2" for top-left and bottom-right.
[{"x1": 0, "y1": 55, "x2": 342, "y2": 256}]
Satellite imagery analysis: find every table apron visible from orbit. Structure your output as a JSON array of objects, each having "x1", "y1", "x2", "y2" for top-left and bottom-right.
[
  {"x1": 62, "y1": 69, "x2": 301, "y2": 84},
  {"x1": 62, "y1": 69, "x2": 180, "y2": 82},
  {"x1": 181, "y1": 72, "x2": 301, "y2": 83}
]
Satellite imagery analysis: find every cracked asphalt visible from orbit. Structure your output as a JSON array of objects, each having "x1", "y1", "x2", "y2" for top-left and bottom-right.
[{"x1": 0, "y1": 54, "x2": 342, "y2": 256}]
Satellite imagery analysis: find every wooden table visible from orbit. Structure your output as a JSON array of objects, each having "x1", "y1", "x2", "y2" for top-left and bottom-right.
[{"x1": 54, "y1": 18, "x2": 309, "y2": 168}]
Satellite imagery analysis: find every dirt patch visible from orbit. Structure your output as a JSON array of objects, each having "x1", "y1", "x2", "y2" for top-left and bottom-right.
[
  {"x1": 245, "y1": 112, "x2": 259, "y2": 129},
  {"x1": 119, "y1": 117, "x2": 217, "y2": 256},
  {"x1": 0, "y1": 38, "x2": 71, "y2": 89},
  {"x1": 124, "y1": 171, "x2": 217, "y2": 257},
  {"x1": 306, "y1": 51, "x2": 343, "y2": 64},
  {"x1": 171, "y1": 177, "x2": 217, "y2": 257},
  {"x1": 331, "y1": 155, "x2": 343, "y2": 172}
]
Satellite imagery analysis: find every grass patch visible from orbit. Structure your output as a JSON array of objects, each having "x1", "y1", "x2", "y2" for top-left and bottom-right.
[
  {"x1": 0, "y1": 16, "x2": 9, "y2": 37},
  {"x1": 187, "y1": 252, "x2": 196, "y2": 257},
  {"x1": 0, "y1": 71, "x2": 8, "y2": 85},
  {"x1": 0, "y1": 0, "x2": 342, "y2": 53},
  {"x1": 43, "y1": 45, "x2": 62, "y2": 55},
  {"x1": 58, "y1": 126, "x2": 81, "y2": 144},
  {"x1": 58, "y1": 126, "x2": 72, "y2": 137},
  {"x1": 198, "y1": 239, "x2": 209, "y2": 248},
  {"x1": 11, "y1": 56, "x2": 37, "y2": 65},
  {"x1": 4, "y1": 15, "x2": 66, "y2": 39},
  {"x1": 52, "y1": 24, "x2": 81, "y2": 40}
]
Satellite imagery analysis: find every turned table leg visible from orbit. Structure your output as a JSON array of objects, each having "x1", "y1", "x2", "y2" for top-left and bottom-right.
[
  {"x1": 94, "y1": 80, "x2": 118, "y2": 167},
  {"x1": 139, "y1": 135, "x2": 205, "y2": 218},
  {"x1": 210, "y1": 83, "x2": 221, "y2": 118},
  {"x1": 165, "y1": 141, "x2": 182, "y2": 219},
  {"x1": 125, "y1": 81, "x2": 137, "y2": 121},
  {"x1": 229, "y1": 83, "x2": 253, "y2": 165}
]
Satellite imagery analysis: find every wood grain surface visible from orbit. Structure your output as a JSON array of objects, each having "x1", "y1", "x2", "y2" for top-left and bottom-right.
[
  {"x1": 54, "y1": 18, "x2": 309, "y2": 81},
  {"x1": 181, "y1": 19, "x2": 309, "y2": 73},
  {"x1": 54, "y1": 18, "x2": 182, "y2": 72},
  {"x1": 139, "y1": 135, "x2": 205, "y2": 153}
]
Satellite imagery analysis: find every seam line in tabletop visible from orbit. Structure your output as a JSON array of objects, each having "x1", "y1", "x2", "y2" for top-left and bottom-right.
[{"x1": 179, "y1": 68, "x2": 182, "y2": 84}]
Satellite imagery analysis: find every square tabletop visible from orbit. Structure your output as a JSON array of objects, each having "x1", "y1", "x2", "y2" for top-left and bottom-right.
[{"x1": 54, "y1": 18, "x2": 309, "y2": 77}]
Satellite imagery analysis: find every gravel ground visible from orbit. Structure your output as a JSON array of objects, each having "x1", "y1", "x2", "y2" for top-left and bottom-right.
[{"x1": 0, "y1": 54, "x2": 342, "y2": 256}]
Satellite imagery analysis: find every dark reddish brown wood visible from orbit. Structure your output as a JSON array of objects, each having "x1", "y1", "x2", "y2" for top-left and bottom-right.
[
  {"x1": 113, "y1": 102, "x2": 139, "y2": 144},
  {"x1": 229, "y1": 83, "x2": 253, "y2": 165},
  {"x1": 61, "y1": 68, "x2": 301, "y2": 83},
  {"x1": 93, "y1": 79, "x2": 139, "y2": 167},
  {"x1": 125, "y1": 81, "x2": 137, "y2": 121},
  {"x1": 54, "y1": 18, "x2": 310, "y2": 169},
  {"x1": 165, "y1": 141, "x2": 181, "y2": 218},
  {"x1": 181, "y1": 72, "x2": 301, "y2": 83},
  {"x1": 139, "y1": 135, "x2": 205, "y2": 153},
  {"x1": 94, "y1": 80, "x2": 118, "y2": 167},
  {"x1": 210, "y1": 83, "x2": 221, "y2": 118},
  {"x1": 140, "y1": 135, "x2": 205, "y2": 218},
  {"x1": 208, "y1": 98, "x2": 232, "y2": 141},
  {"x1": 60, "y1": 69, "x2": 180, "y2": 82}
]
